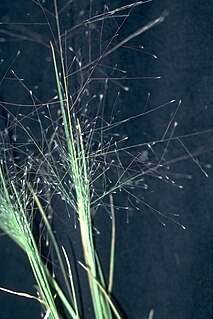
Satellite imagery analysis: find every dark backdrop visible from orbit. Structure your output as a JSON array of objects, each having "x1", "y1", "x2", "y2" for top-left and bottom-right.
[{"x1": 0, "y1": 1, "x2": 212, "y2": 319}]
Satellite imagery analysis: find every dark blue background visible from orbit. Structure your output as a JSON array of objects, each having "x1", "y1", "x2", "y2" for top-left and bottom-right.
[{"x1": 0, "y1": 1, "x2": 212, "y2": 318}]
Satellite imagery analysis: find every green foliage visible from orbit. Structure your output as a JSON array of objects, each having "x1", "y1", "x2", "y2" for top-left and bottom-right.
[{"x1": 0, "y1": 1, "x2": 170, "y2": 318}]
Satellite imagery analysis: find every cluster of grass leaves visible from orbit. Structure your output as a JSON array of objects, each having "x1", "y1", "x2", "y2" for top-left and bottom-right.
[
  {"x1": 0, "y1": 1, "x2": 165, "y2": 318},
  {"x1": 1, "y1": 1, "x2": 210, "y2": 318}
]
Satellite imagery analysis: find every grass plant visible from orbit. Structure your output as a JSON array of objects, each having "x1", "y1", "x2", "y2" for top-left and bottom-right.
[
  {"x1": 0, "y1": 1, "x2": 163, "y2": 318},
  {"x1": 0, "y1": 1, "x2": 210, "y2": 318}
]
